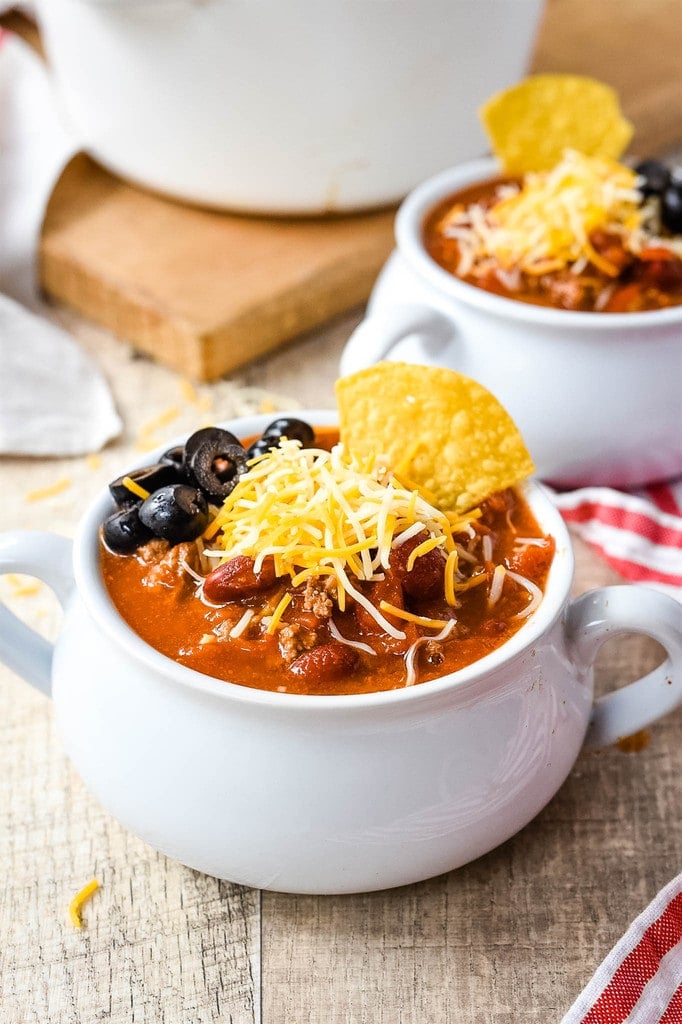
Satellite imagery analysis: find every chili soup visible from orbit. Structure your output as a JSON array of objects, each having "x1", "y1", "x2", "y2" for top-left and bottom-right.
[
  {"x1": 424, "y1": 151, "x2": 682, "y2": 313},
  {"x1": 100, "y1": 415, "x2": 553, "y2": 697}
]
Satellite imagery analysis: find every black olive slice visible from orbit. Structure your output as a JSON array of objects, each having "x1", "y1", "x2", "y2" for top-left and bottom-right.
[
  {"x1": 262, "y1": 417, "x2": 314, "y2": 447},
  {"x1": 246, "y1": 436, "x2": 277, "y2": 460},
  {"x1": 634, "y1": 159, "x2": 671, "y2": 198},
  {"x1": 187, "y1": 441, "x2": 248, "y2": 502},
  {"x1": 102, "y1": 507, "x2": 154, "y2": 554},
  {"x1": 662, "y1": 183, "x2": 682, "y2": 233},
  {"x1": 138, "y1": 484, "x2": 209, "y2": 544},
  {"x1": 183, "y1": 427, "x2": 242, "y2": 467},
  {"x1": 160, "y1": 445, "x2": 186, "y2": 471},
  {"x1": 109, "y1": 463, "x2": 184, "y2": 507}
]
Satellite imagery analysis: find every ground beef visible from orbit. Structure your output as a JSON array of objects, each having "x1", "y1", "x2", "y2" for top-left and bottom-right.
[
  {"x1": 538, "y1": 270, "x2": 600, "y2": 311},
  {"x1": 278, "y1": 623, "x2": 318, "y2": 664},
  {"x1": 302, "y1": 577, "x2": 335, "y2": 619},
  {"x1": 423, "y1": 640, "x2": 445, "y2": 666},
  {"x1": 140, "y1": 541, "x2": 200, "y2": 591},
  {"x1": 135, "y1": 538, "x2": 170, "y2": 565}
]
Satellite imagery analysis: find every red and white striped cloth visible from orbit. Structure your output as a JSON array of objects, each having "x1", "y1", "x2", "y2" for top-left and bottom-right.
[
  {"x1": 553, "y1": 486, "x2": 682, "y2": 1020},
  {"x1": 561, "y1": 874, "x2": 682, "y2": 1024},
  {"x1": 548, "y1": 479, "x2": 682, "y2": 600}
]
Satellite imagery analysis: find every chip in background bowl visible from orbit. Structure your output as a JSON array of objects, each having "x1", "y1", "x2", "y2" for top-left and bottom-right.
[
  {"x1": 335, "y1": 363, "x2": 535, "y2": 514},
  {"x1": 480, "y1": 73, "x2": 634, "y2": 174}
]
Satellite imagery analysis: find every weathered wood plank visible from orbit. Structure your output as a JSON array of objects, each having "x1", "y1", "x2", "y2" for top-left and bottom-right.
[{"x1": 0, "y1": 664, "x2": 261, "y2": 1024}]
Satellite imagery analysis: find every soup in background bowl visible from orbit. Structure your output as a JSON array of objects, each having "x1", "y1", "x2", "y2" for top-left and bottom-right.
[
  {"x1": 423, "y1": 152, "x2": 682, "y2": 314},
  {"x1": 0, "y1": 405, "x2": 680, "y2": 893},
  {"x1": 340, "y1": 157, "x2": 682, "y2": 488}
]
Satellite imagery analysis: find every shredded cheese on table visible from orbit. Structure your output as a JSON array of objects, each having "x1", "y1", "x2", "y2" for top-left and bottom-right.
[
  {"x1": 5, "y1": 574, "x2": 42, "y2": 598},
  {"x1": 203, "y1": 439, "x2": 480, "y2": 633},
  {"x1": 68, "y1": 878, "x2": 100, "y2": 929},
  {"x1": 25, "y1": 478, "x2": 72, "y2": 503},
  {"x1": 439, "y1": 149, "x2": 680, "y2": 280}
]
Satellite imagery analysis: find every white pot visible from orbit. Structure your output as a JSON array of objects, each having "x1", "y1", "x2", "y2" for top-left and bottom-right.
[
  {"x1": 340, "y1": 159, "x2": 682, "y2": 487},
  {"x1": 34, "y1": 0, "x2": 543, "y2": 213},
  {"x1": 1, "y1": 412, "x2": 680, "y2": 893}
]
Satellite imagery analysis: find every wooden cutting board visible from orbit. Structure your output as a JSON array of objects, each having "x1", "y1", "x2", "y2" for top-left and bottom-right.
[
  {"x1": 39, "y1": 154, "x2": 396, "y2": 381},
  {"x1": 13, "y1": 0, "x2": 680, "y2": 380}
]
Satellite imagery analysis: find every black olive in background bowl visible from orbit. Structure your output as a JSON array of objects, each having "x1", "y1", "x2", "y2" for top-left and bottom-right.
[
  {"x1": 662, "y1": 183, "x2": 682, "y2": 234},
  {"x1": 634, "y1": 158, "x2": 671, "y2": 198}
]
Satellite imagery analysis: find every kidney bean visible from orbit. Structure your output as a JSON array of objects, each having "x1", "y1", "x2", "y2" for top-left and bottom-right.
[
  {"x1": 507, "y1": 537, "x2": 555, "y2": 581},
  {"x1": 289, "y1": 642, "x2": 358, "y2": 683},
  {"x1": 636, "y1": 252, "x2": 682, "y2": 292},
  {"x1": 390, "y1": 532, "x2": 445, "y2": 598},
  {"x1": 588, "y1": 228, "x2": 631, "y2": 272},
  {"x1": 354, "y1": 571, "x2": 416, "y2": 655},
  {"x1": 203, "y1": 555, "x2": 277, "y2": 602},
  {"x1": 354, "y1": 570, "x2": 404, "y2": 634}
]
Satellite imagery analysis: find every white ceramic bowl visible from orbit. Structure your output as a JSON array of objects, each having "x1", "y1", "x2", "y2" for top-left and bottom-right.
[
  {"x1": 34, "y1": 0, "x2": 543, "y2": 213},
  {"x1": 340, "y1": 159, "x2": 682, "y2": 486},
  {"x1": 1, "y1": 412, "x2": 680, "y2": 894}
]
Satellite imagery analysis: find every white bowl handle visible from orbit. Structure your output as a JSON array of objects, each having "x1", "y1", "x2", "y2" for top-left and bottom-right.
[
  {"x1": 339, "y1": 303, "x2": 458, "y2": 376},
  {"x1": 0, "y1": 531, "x2": 74, "y2": 697},
  {"x1": 566, "y1": 585, "x2": 682, "y2": 751}
]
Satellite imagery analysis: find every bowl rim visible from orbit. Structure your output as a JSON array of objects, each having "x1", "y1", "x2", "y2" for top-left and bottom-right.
[
  {"x1": 395, "y1": 157, "x2": 682, "y2": 331},
  {"x1": 73, "y1": 411, "x2": 575, "y2": 714}
]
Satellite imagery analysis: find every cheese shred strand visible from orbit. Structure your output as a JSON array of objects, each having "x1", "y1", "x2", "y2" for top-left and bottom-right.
[{"x1": 69, "y1": 879, "x2": 100, "y2": 929}]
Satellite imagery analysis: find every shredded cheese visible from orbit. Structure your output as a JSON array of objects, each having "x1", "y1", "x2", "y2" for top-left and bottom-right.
[
  {"x1": 122, "y1": 475, "x2": 150, "y2": 501},
  {"x1": 204, "y1": 439, "x2": 479, "y2": 634},
  {"x1": 134, "y1": 406, "x2": 180, "y2": 450},
  {"x1": 439, "y1": 149, "x2": 679, "y2": 280},
  {"x1": 378, "y1": 601, "x2": 449, "y2": 630},
  {"x1": 5, "y1": 574, "x2": 42, "y2": 598},
  {"x1": 444, "y1": 550, "x2": 460, "y2": 607},
  {"x1": 180, "y1": 378, "x2": 199, "y2": 404},
  {"x1": 265, "y1": 592, "x2": 293, "y2": 634},
  {"x1": 506, "y1": 570, "x2": 543, "y2": 619},
  {"x1": 487, "y1": 564, "x2": 507, "y2": 608},
  {"x1": 139, "y1": 406, "x2": 180, "y2": 435},
  {"x1": 68, "y1": 878, "x2": 100, "y2": 929},
  {"x1": 405, "y1": 535, "x2": 445, "y2": 570},
  {"x1": 25, "y1": 478, "x2": 71, "y2": 503},
  {"x1": 229, "y1": 608, "x2": 255, "y2": 639},
  {"x1": 328, "y1": 618, "x2": 377, "y2": 656},
  {"x1": 404, "y1": 620, "x2": 457, "y2": 687}
]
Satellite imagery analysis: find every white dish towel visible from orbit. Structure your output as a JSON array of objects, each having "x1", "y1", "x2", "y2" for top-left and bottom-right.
[{"x1": 0, "y1": 23, "x2": 122, "y2": 455}]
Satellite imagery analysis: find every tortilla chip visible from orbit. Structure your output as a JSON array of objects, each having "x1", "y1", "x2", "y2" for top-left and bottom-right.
[
  {"x1": 335, "y1": 363, "x2": 534, "y2": 514},
  {"x1": 480, "y1": 74, "x2": 634, "y2": 174}
]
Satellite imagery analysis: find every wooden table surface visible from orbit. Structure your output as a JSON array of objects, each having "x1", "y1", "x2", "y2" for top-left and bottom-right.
[{"x1": 0, "y1": 304, "x2": 680, "y2": 1024}]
